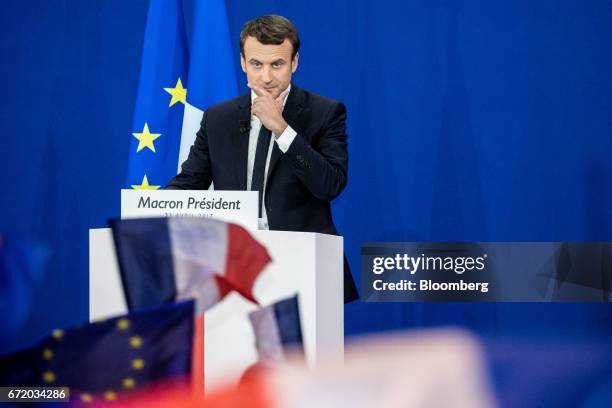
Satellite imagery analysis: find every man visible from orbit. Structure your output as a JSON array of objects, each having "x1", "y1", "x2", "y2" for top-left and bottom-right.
[{"x1": 166, "y1": 15, "x2": 357, "y2": 302}]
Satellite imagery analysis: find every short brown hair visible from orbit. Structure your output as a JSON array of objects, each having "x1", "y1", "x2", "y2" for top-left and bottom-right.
[{"x1": 240, "y1": 15, "x2": 300, "y2": 59}]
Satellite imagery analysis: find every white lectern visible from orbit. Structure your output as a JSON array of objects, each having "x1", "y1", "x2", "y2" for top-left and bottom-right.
[{"x1": 89, "y1": 227, "x2": 344, "y2": 389}]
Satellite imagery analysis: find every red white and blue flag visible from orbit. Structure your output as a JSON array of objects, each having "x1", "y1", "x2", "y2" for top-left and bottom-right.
[{"x1": 110, "y1": 217, "x2": 271, "y2": 313}]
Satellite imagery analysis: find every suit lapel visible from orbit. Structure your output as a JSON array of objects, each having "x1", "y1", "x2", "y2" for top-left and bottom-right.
[
  {"x1": 234, "y1": 93, "x2": 251, "y2": 190},
  {"x1": 267, "y1": 84, "x2": 305, "y2": 184}
]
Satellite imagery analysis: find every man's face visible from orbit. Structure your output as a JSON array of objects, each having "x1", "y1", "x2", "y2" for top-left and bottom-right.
[{"x1": 240, "y1": 36, "x2": 298, "y2": 99}]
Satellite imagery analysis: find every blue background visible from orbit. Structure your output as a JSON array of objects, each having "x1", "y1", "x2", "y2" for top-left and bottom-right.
[{"x1": 1, "y1": 0, "x2": 611, "y2": 351}]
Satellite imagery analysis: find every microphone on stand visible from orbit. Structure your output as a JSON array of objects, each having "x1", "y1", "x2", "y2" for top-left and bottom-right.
[{"x1": 239, "y1": 119, "x2": 251, "y2": 134}]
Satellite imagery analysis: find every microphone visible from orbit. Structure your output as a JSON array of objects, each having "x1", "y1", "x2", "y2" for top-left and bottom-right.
[{"x1": 239, "y1": 119, "x2": 251, "y2": 134}]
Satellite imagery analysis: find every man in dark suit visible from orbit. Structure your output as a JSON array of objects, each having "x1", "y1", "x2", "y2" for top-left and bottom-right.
[{"x1": 166, "y1": 15, "x2": 358, "y2": 301}]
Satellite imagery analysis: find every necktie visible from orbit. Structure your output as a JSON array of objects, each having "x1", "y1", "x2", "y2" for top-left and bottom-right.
[{"x1": 251, "y1": 125, "x2": 271, "y2": 217}]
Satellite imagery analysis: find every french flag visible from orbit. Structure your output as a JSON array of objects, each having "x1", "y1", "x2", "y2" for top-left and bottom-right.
[
  {"x1": 249, "y1": 296, "x2": 304, "y2": 366},
  {"x1": 110, "y1": 217, "x2": 271, "y2": 313}
]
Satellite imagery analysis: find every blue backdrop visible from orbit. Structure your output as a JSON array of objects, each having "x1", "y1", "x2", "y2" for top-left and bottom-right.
[{"x1": 1, "y1": 0, "x2": 611, "y2": 352}]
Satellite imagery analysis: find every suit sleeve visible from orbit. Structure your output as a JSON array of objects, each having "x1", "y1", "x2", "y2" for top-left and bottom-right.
[
  {"x1": 165, "y1": 110, "x2": 213, "y2": 190},
  {"x1": 284, "y1": 101, "x2": 348, "y2": 201}
]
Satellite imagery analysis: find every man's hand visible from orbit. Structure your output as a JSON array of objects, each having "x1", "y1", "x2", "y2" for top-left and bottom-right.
[{"x1": 249, "y1": 83, "x2": 289, "y2": 137}]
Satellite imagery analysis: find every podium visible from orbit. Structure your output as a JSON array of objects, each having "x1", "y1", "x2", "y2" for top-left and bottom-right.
[{"x1": 89, "y1": 227, "x2": 344, "y2": 389}]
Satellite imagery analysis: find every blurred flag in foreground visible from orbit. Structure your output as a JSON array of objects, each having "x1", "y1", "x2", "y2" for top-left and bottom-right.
[
  {"x1": 0, "y1": 301, "x2": 194, "y2": 404},
  {"x1": 92, "y1": 329, "x2": 494, "y2": 408},
  {"x1": 249, "y1": 296, "x2": 304, "y2": 366},
  {"x1": 91, "y1": 375, "x2": 270, "y2": 408},
  {"x1": 264, "y1": 329, "x2": 497, "y2": 408},
  {"x1": 0, "y1": 233, "x2": 50, "y2": 355},
  {"x1": 127, "y1": 0, "x2": 237, "y2": 190},
  {"x1": 111, "y1": 217, "x2": 271, "y2": 312}
]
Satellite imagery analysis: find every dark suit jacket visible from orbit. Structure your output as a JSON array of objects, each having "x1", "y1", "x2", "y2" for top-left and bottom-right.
[{"x1": 166, "y1": 84, "x2": 358, "y2": 302}]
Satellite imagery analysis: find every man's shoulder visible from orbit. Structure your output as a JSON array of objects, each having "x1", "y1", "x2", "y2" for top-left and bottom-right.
[
  {"x1": 296, "y1": 86, "x2": 344, "y2": 111},
  {"x1": 205, "y1": 93, "x2": 248, "y2": 115}
]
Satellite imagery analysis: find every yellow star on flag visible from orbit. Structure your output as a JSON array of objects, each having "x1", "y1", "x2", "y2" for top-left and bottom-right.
[
  {"x1": 80, "y1": 394, "x2": 93, "y2": 403},
  {"x1": 43, "y1": 371, "x2": 56, "y2": 383},
  {"x1": 103, "y1": 391, "x2": 117, "y2": 401},
  {"x1": 131, "y1": 358, "x2": 145, "y2": 370},
  {"x1": 129, "y1": 336, "x2": 142, "y2": 348},
  {"x1": 42, "y1": 348, "x2": 54, "y2": 360},
  {"x1": 116, "y1": 318, "x2": 130, "y2": 330},
  {"x1": 122, "y1": 378, "x2": 136, "y2": 389},
  {"x1": 132, "y1": 123, "x2": 161, "y2": 153},
  {"x1": 163, "y1": 78, "x2": 187, "y2": 107},
  {"x1": 131, "y1": 175, "x2": 160, "y2": 190}
]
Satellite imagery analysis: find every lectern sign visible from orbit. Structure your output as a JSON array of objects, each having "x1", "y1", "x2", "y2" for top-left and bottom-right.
[{"x1": 121, "y1": 189, "x2": 258, "y2": 230}]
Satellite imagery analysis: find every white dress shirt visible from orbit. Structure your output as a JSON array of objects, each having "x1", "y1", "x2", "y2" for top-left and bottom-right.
[{"x1": 246, "y1": 85, "x2": 297, "y2": 230}]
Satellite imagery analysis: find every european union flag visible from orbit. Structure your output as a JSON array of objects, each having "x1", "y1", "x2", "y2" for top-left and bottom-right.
[
  {"x1": 0, "y1": 301, "x2": 194, "y2": 404},
  {"x1": 127, "y1": 0, "x2": 237, "y2": 190}
]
